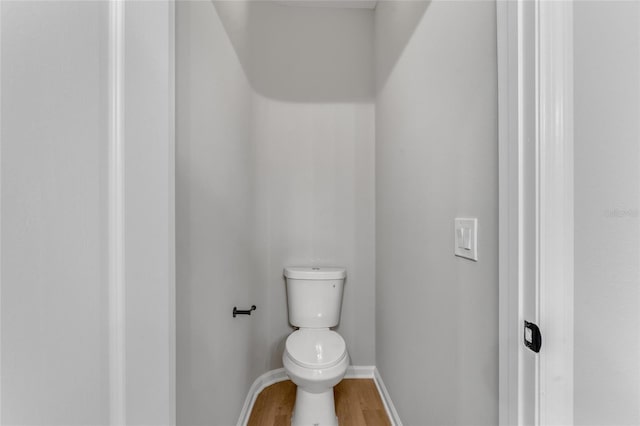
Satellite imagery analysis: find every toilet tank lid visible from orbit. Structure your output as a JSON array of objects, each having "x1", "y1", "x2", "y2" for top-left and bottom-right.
[{"x1": 284, "y1": 267, "x2": 346, "y2": 280}]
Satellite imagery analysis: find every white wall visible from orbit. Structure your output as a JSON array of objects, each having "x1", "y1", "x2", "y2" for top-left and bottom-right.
[
  {"x1": 176, "y1": 2, "x2": 260, "y2": 425},
  {"x1": 574, "y1": 2, "x2": 640, "y2": 424},
  {"x1": 1, "y1": 1, "x2": 175, "y2": 424},
  {"x1": 252, "y1": 97, "x2": 375, "y2": 369},
  {"x1": 1, "y1": 3, "x2": 110, "y2": 423},
  {"x1": 374, "y1": 1, "x2": 499, "y2": 424},
  {"x1": 233, "y1": 2, "x2": 376, "y2": 369},
  {"x1": 176, "y1": 2, "x2": 375, "y2": 424}
]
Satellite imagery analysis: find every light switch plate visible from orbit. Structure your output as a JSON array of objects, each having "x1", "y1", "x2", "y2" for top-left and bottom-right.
[{"x1": 454, "y1": 218, "x2": 478, "y2": 261}]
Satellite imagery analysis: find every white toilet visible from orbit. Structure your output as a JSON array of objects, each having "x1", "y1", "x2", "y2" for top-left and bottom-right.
[{"x1": 283, "y1": 267, "x2": 349, "y2": 426}]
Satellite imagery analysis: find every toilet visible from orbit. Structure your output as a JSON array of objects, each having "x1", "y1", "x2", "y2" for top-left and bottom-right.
[{"x1": 282, "y1": 267, "x2": 349, "y2": 426}]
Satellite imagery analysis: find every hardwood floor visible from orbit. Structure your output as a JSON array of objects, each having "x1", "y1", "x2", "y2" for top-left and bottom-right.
[{"x1": 247, "y1": 379, "x2": 391, "y2": 426}]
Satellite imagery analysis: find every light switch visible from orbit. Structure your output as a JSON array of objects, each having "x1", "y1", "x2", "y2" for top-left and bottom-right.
[
  {"x1": 461, "y1": 227, "x2": 471, "y2": 250},
  {"x1": 454, "y1": 218, "x2": 478, "y2": 261}
]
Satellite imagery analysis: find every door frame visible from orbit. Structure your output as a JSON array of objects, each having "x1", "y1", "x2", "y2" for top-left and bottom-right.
[
  {"x1": 109, "y1": 0, "x2": 177, "y2": 424},
  {"x1": 498, "y1": 0, "x2": 574, "y2": 424}
]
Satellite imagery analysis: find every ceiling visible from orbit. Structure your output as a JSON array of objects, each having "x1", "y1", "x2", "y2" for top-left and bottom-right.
[{"x1": 273, "y1": 0, "x2": 377, "y2": 9}]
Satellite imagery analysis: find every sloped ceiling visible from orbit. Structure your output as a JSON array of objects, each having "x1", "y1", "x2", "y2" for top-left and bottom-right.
[{"x1": 274, "y1": 0, "x2": 377, "y2": 9}]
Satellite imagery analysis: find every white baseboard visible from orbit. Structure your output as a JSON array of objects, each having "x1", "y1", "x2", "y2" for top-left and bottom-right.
[
  {"x1": 374, "y1": 367, "x2": 403, "y2": 426},
  {"x1": 236, "y1": 368, "x2": 287, "y2": 426},
  {"x1": 236, "y1": 365, "x2": 401, "y2": 426},
  {"x1": 345, "y1": 365, "x2": 375, "y2": 379}
]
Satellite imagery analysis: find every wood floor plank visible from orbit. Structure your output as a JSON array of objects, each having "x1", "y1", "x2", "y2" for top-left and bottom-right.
[
  {"x1": 247, "y1": 379, "x2": 391, "y2": 426},
  {"x1": 362, "y1": 409, "x2": 391, "y2": 426}
]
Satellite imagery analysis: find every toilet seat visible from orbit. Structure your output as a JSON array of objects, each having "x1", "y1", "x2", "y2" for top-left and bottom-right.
[{"x1": 285, "y1": 329, "x2": 347, "y2": 370}]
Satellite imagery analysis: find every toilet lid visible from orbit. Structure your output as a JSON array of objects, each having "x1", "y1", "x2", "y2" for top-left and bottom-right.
[{"x1": 285, "y1": 329, "x2": 347, "y2": 369}]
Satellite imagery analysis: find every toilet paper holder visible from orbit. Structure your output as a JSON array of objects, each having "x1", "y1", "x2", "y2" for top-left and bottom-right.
[{"x1": 233, "y1": 305, "x2": 256, "y2": 318}]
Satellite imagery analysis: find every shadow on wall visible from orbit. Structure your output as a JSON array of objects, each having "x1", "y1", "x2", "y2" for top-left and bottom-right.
[
  {"x1": 375, "y1": 0, "x2": 431, "y2": 90},
  {"x1": 211, "y1": 0, "x2": 429, "y2": 103}
]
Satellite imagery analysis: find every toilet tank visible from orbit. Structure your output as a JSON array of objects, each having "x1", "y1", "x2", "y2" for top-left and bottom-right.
[{"x1": 284, "y1": 267, "x2": 346, "y2": 328}]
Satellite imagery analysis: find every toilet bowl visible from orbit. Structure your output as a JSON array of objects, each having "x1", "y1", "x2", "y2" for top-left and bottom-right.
[
  {"x1": 283, "y1": 329, "x2": 349, "y2": 426},
  {"x1": 282, "y1": 266, "x2": 348, "y2": 426}
]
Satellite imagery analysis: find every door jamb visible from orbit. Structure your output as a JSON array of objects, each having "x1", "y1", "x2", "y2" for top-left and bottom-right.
[
  {"x1": 498, "y1": 1, "x2": 574, "y2": 425},
  {"x1": 497, "y1": 0, "x2": 523, "y2": 424}
]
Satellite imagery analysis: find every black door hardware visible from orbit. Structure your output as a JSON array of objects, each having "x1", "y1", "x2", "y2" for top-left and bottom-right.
[
  {"x1": 233, "y1": 305, "x2": 256, "y2": 318},
  {"x1": 524, "y1": 321, "x2": 542, "y2": 353}
]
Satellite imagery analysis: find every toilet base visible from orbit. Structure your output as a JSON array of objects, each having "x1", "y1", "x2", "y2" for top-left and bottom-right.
[{"x1": 291, "y1": 387, "x2": 338, "y2": 426}]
